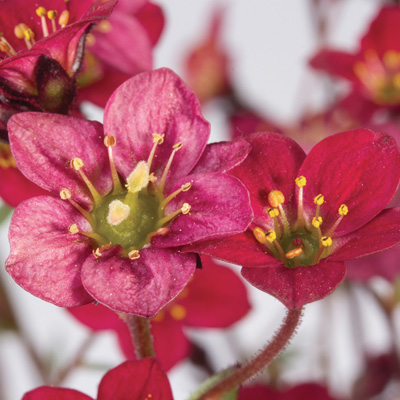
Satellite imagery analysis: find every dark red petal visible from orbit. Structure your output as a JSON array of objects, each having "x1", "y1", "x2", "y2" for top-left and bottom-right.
[
  {"x1": 299, "y1": 129, "x2": 400, "y2": 236},
  {"x1": 23, "y1": 387, "x2": 93, "y2": 400},
  {"x1": 181, "y1": 256, "x2": 251, "y2": 328},
  {"x1": 97, "y1": 359, "x2": 173, "y2": 400},
  {"x1": 6, "y1": 196, "x2": 93, "y2": 308},
  {"x1": 81, "y1": 247, "x2": 196, "y2": 318},
  {"x1": 230, "y1": 132, "x2": 306, "y2": 227},
  {"x1": 135, "y1": 2, "x2": 165, "y2": 46},
  {"x1": 329, "y1": 208, "x2": 400, "y2": 261},
  {"x1": 241, "y1": 261, "x2": 347, "y2": 309}
]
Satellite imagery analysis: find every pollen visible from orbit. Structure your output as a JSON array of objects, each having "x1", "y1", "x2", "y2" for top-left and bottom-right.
[
  {"x1": 181, "y1": 203, "x2": 191, "y2": 214},
  {"x1": 295, "y1": 176, "x2": 307, "y2": 187},
  {"x1": 314, "y1": 194, "x2": 324, "y2": 205},
  {"x1": 253, "y1": 227, "x2": 266, "y2": 244},
  {"x1": 285, "y1": 248, "x2": 303, "y2": 259},
  {"x1": 267, "y1": 207, "x2": 279, "y2": 218},
  {"x1": 107, "y1": 200, "x2": 130, "y2": 226},
  {"x1": 126, "y1": 161, "x2": 150, "y2": 193},
  {"x1": 338, "y1": 204, "x2": 349, "y2": 216},
  {"x1": 312, "y1": 216, "x2": 322, "y2": 228},
  {"x1": 104, "y1": 135, "x2": 116, "y2": 147},
  {"x1": 128, "y1": 249, "x2": 140, "y2": 260},
  {"x1": 265, "y1": 230, "x2": 277, "y2": 243},
  {"x1": 36, "y1": 7, "x2": 47, "y2": 17},
  {"x1": 321, "y1": 236, "x2": 333, "y2": 247},
  {"x1": 71, "y1": 157, "x2": 84, "y2": 170},
  {"x1": 268, "y1": 190, "x2": 285, "y2": 208},
  {"x1": 60, "y1": 188, "x2": 71, "y2": 200}
]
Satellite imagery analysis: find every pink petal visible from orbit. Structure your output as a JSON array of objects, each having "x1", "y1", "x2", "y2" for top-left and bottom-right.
[
  {"x1": 151, "y1": 172, "x2": 252, "y2": 247},
  {"x1": 9, "y1": 113, "x2": 111, "y2": 210},
  {"x1": 135, "y1": 2, "x2": 165, "y2": 46},
  {"x1": 230, "y1": 132, "x2": 306, "y2": 227},
  {"x1": 97, "y1": 359, "x2": 173, "y2": 399},
  {"x1": 329, "y1": 208, "x2": 400, "y2": 261},
  {"x1": 103, "y1": 68, "x2": 210, "y2": 184},
  {"x1": 23, "y1": 387, "x2": 93, "y2": 400},
  {"x1": 81, "y1": 247, "x2": 196, "y2": 317},
  {"x1": 241, "y1": 261, "x2": 347, "y2": 309},
  {"x1": 6, "y1": 196, "x2": 93, "y2": 307},
  {"x1": 191, "y1": 137, "x2": 251, "y2": 174},
  {"x1": 298, "y1": 129, "x2": 400, "y2": 236}
]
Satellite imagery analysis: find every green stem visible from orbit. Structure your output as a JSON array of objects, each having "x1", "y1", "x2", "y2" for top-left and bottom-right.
[
  {"x1": 197, "y1": 307, "x2": 303, "y2": 400},
  {"x1": 122, "y1": 314, "x2": 155, "y2": 359}
]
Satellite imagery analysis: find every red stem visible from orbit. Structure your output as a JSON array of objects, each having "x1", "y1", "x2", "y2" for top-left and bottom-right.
[{"x1": 123, "y1": 314, "x2": 155, "y2": 359}]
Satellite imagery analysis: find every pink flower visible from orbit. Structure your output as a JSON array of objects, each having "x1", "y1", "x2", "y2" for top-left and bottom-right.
[
  {"x1": 22, "y1": 359, "x2": 173, "y2": 399},
  {"x1": 6, "y1": 68, "x2": 252, "y2": 317},
  {"x1": 310, "y1": 6, "x2": 400, "y2": 111},
  {"x1": 68, "y1": 256, "x2": 251, "y2": 370},
  {"x1": 0, "y1": 0, "x2": 117, "y2": 138},
  {"x1": 186, "y1": 130, "x2": 400, "y2": 309}
]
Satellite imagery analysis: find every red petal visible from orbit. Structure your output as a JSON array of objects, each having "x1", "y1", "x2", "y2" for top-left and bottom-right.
[{"x1": 23, "y1": 387, "x2": 92, "y2": 400}]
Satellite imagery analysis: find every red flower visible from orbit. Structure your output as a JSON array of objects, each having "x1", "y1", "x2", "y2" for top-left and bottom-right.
[
  {"x1": 22, "y1": 359, "x2": 173, "y2": 399},
  {"x1": 68, "y1": 256, "x2": 251, "y2": 370},
  {"x1": 186, "y1": 130, "x2": 400, "y2": 309},
  {"x1": 310, "y1": 6, "x2": 400, "y2": 111}
]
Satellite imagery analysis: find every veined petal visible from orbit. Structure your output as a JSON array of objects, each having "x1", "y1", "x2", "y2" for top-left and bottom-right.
[
  {"x1": 299, "y1": 129, "x2": 400, "y2": 236},
  {"x1": 103, "y1": 68, "x2": 210, "y2": 184},
  {"x1": 81, "y1": 247, "x2": 196, "y2": 318},
  {"x1": 152, "y1": 172, "x2": 252, "y2": 247},
  {"x1": 329, "y1": 208, "x2": 400, "y2": 261},
  {"x1": 9, "y1": 113, "x2": 111, "y2": 209},
  {"x1": 241, "y1": 261, "x2": 347, "y2": 309},
  {"x1": 6, "y1": 196, "x2": 93, "y2": 307}
]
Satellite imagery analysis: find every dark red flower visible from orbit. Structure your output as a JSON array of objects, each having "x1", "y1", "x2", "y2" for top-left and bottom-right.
[
  {"x1": 22, "y1": 359, "x2": 173, "y2": 399},
  {"x1": 186, "y1": 130, "x2": 400, "y2": 309}
]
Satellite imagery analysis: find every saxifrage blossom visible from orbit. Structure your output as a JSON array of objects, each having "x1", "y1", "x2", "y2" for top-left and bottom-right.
[
  {"x1": 22, "y1": 359, "x2": 173, "y2": 400},
  {"x1": 68, "y1": 256, "x2": 251, "y2": 370},
  {"x1": 0, "y1": 0, "x2": 117, "y2": 139},
  {"x1": 186, "y1": 130, "x2": 400, "y2": 309},
  {"x1": 6, "y1": 68, "x2": 252, "y2": 317}
]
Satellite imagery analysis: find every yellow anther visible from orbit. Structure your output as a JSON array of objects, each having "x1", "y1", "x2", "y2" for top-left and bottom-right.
[
  {"x1": 36, "y1": 6, "x2": 47, "y2": 17},
  {"x1": 107, "y1": 200, "x2": 130, "y2": 226},
  {"x1": 24, "y1": 29, "x2": 34, "y2": 41},
  {"x1": 253, "y1": 227, "x2": 266, "y2": 244},
  {"x1": 47, "y1": 10, "x2": 58, "y2": 20},
  {"x1": 173, "y1": 142, "x2": 183, "y2": 150},
  {"x1": 58, "y1": 10, "x2": 70, "y2": 27},
  {"x1": 338, "y1": 204, "x2": 348, "y2": 216},
  {"x1": 314, "y1": 194, "x2": 324, "y2": 205},
  {"x1": 181, "y1": 182, "x2": 191, "y2": 191},
  {"x1": 86, "y1": 33, "x2": 96, "y2": 46},
  {"x1": 353, "y1": 62, "x2": 367, "y2": 78},
  {"x1": 312, "y1": 216, "x2": 323, "y2": 228},
  {"x1": 265, "y1": 230, "x2": 277, "y2": 243},
  {"x1": 93, "y1": 248, "x2": 102, "y2": 258},
  {"x1": 383, "y1": 50, "x2": 400, "y2": 69},
  {"x1": 268, "y1": 190, "x2": 285, "y2": 208},
  {"x1": 321, "y1": 236, "x2": 333, "y2": 247},
  {"x1": 285, "y1": 248, "x2": 303, "y2": 259},
  {"x1": 170, "y1": 304, "x2": 186, "y2": 320},
  {"x1": 68, "y1": 224, "x2": 79, "y2": 234},
  {"x1": 127, "y1": 161, "x2": 149, "y2": 193},
  {"x1": 14, "y1": 24, "x2": 26, "y2": 39},
  {"x1": 128, "y1": 249, "x2": 140, "y2": 260},
  {"x1": 71, "y1": 157, "x2": 84, "y2": 170},
  {"x1": 267, "y1": 207, "x2": 279, "y2": 218},
  {"x1": 295, "y1": 176, "x2": 307, "y2": 188},
  {"x1": 104, "y1": 135, "x2": 116, "y2": 147},
  {"x1": 0, "y1": 42, "x2": 10, "y2": 54},
  {"x1": 181, "y1": 203, "x2": 191, "y2": 214},
  {"x1": 60, "y1": 188, "x2": 71, "y2": 200},
  {"x1": 152, "y1": 133, "x2": 164, "y2": 144},
  {"x1": 96, "y1": 20, "x2": 112, "y2": 33}
]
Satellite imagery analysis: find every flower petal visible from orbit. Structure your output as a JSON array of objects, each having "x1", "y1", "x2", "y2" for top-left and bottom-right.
[
  {"x1": 329, "y1": 208, "x2": 400, "y2": 261},
  {"x1": 299, "y1": 129, "x2": 400, "y2": 236},
  {"x1": 230, "y1": 132, "x2": 306, "y2": 227},
  {"x1": 81, "y1": 247, "x2": 196, "y2": 317},
  {"x1": 103, "y1": 68, "x2": 210, "y2": 184},
  {"x1": 241, "y1": 261, "x2": 347, "y2": 309},
  {"x1": 8, "y1": 112, "x2": 111, "y2": 209},
  {"x1": 190, "y1": 137, "x2": 251, "y2": 174},
  {"x1": 97, "y1": 359, "x2": 173, "y2": 400},
  {"x1": 6, "y1": 196, "x2": 93, "y2": 307},
  {"x1": 152, "y1": 172, "x2": 252, "y2": 247},
  {"x1": 23, "y1": 387, "x2": 92, "y2": 400}
]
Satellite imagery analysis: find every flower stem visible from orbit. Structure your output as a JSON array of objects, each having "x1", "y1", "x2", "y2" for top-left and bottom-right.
[
  {"x1": 122, "y1": 314, "x2": 155, "y2": 359},
  {"x1": 197, "y1": 306, "x2": 303, "y2": 400}
]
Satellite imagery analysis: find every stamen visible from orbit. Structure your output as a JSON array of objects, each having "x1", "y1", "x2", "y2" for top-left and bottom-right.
[
  {"x1": 24, "y1": 28, "x2": 35, "y2": 45},
  {"x1": 58, "y1": 10, "x2": 70, "y2": 28},
  {"x1": 266, "y1": 207, "x2": 281, "y2": 237},
  {"x1": 93, "y1": 248, "x2": 102, "y2": 258},
  {"x1": 128, "y1": 249, "x2": 140, "y2": 260},
  {"x1": 312, "y1": 216, "x2": 322, "y2": 228},
  {"x1": 253, "y1": 227, "x2": 266, "y2": 244},
  {"x1": 15, "y1": 24, "x2": 33, "y2": 49},
  {"x1": 326, "y1": 203, "x2": 349, "y2": 237},
  {"x1": 145, "y1": 227, "x2": 169, "y2": 242},
  {"x1": 312, "y1": 236, "x2": 332, "y2": 264},
  {"x1": 181, "y1": 203, "x2": 191, "y2": 214},
  {"x1": 47, "y1": 10, "x2": 58, "y2": 32},
  {"x1": 157, "y1": 202, "x2": 190, "y2": 226},
  {"x1": 285, "y1": 248, "x2": 303, "y2": 259},
  {"x1": 295, "y1": 176, "x2": 306, "y2": 229},
  {"x1": 170, "y1": 304, "x2": 186, "y2": 320},
  {"x1": 68, "y1": 224, "x2": 79, "y2": 234},
  {"x1": 147, "y1": 133, "x2": 165, "y2": 172},
  {"x1": 70, "y1": 157, "x2": 102, "y2": 203},
  {"x1": 268, "y1": 190, "x2": 290, "y2": 236},
  {"x1": 160, "y1": 182, "x2": 191, "y2": 209},
  {"x1": 159, "y1": 142, "x2": 183, "y2": 192},
  {"x1": 36, "y1": 7, "x2": 49, "y2": 37},
  {"x1": 0, "y1": 41, "x2": 13, "y2": 56},
  {"x1": 126, "y1": 161, "x2": 149, "y2": 193},
  {"x1": 0, "y1": 34, "x2": 16, "y2": 55},
  {"x1": 107, "y1": 200, "x2": 130, "y2": 226},
  {"x1": 96, "y1": 20, "x2": 112, "y2": 33},
  {"x1": 59, "y1": 188, "x2": 93, "y2": 223},
  {"x1": 104, "y1": 135, "x2": 123, "y2": 193},
  {"x1": 265, "y1": 229, "x2": 285, "y2": 260}
]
